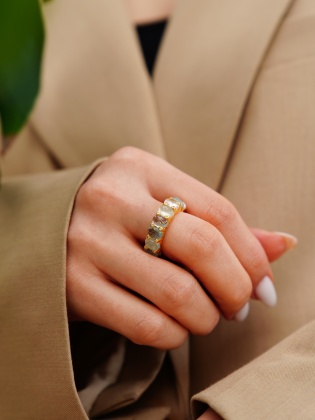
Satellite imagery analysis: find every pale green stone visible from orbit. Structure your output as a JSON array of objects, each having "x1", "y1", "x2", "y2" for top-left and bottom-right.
[
  {"x1": 157, "y1": 205, "x2": 174, "y2": 219},
  {"x1": 152, "y1": 215, "x2": 169, "y2": 229},
  {"x1": 145, "y1": 248, "x2": 161, "y2": 257},
  {"x1": 145, "y1": 238, "x2": 160, "y2": 252},
  {"x1": 164, "y1": 198, "x2": 181, "y2": 211},
  {"x1": 148, "y1": 227, "x2": 163, "y2": 240},
  {"x1": 173, "y1": 197, "x2": 186, "y2": 211}
]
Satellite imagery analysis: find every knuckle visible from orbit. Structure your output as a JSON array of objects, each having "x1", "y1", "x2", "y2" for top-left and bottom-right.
[
  {"x1": 67, "y1": 222, "x2": 83, "y2": 245},
  {"x1": 67, "y1": 215, "x2": 98, "y2": 258},
  {"x1": 132, "y1": 315, "x2": 166, "y2": 346},
  {"x1": 68, "y1": 215, "x2": 89, "y2": 245},
  {"x1": 78, "y1": 177, "x2": 130, "y2": 213},
  {"x1": 109, "y1": 146, "x2": 152, "y2": 184},
  {"x1": 160, "y1": 274, "x2": 198, "y2": 313},
  {"x1": 229, "y1": 276, "x2": 252, "y2": 310},
  {"x1": 193, "y1": 310, "x2": 220, "y2": 336},
  {"x1": 209, "y1": 199, "x2": 237, "y2": 228},
  {"x1": 245, "y1": 241, "x2": 268, "y2": 280},
  {"x1": 77, "y1": 177, "x2": 105, "y2": 206},
  {"x1": 189, "y1": 225, "x2": 220, "y2": 262},
  {"x1": 110, "y1": 147, "x2": 160, "y2": 175},
  {"x1": 111, "y1": 146, "x2": 145, "y2": 164}
]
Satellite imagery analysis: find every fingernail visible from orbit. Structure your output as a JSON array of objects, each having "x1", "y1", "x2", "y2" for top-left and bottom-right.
[
  {"x1": 234, "y1": 302, "x2": 250, "y2": 322},
  {"x1": 274, "y1": 231, "x2": 298, "y2": 250},
  {"x1": 255, "y1": 276, "x2": 277, "y2": 307}
]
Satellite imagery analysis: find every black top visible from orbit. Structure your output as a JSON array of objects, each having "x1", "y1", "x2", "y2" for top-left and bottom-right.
[{"x1": 136, "y1": 20, "x2": 167, "y2": 75}]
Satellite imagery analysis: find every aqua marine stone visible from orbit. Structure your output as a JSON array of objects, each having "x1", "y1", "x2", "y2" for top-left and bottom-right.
[
  {"x1": 145, "y1": 248, "x2": 161, "y2": 256},
  {"x1": 152, "y1": 215, "x2": 169, "y2": 229},
  {"x1": 157, "y1": 205, "x2": 174, "y2": 219},
  {"x1": 164, "y1": 197, "x2": 181, "y2": 211},
  {"x1": 173, "y1": 197, "x2": 186, "y2": 211},
  {"x1": 148, "y1": 227, "x2": 163, "y2": 240},
  {"x1": 145, "y1": 237, "x2": 161, "y2": 252}
]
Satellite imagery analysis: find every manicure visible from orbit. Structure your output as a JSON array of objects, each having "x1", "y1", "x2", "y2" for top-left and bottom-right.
[
  {"x1": 274, "y1": 231, "x2": 298, "y2": 251},
  {"x1": 235, "y1": 302, "x2": 250, "y2": 322},
  {"x1": 255, "y1": 276, "x2": 277, "y2": 307}
]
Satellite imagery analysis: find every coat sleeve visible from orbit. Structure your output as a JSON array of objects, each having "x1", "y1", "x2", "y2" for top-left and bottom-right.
[
  {"x1": 0, "y1": 163, "x2": 103, "y2": 420},
  {"x1": 0, "y1": 162, "x2": 170, "y2": 420},
  {"x1": 191, "y1": 320, "x2": 315, "y2": 419}
]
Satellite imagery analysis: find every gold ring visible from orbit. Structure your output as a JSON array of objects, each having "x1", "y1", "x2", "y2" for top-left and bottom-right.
[{"x1": 144, "y1": 197, "x2": 186, "y2": 257}]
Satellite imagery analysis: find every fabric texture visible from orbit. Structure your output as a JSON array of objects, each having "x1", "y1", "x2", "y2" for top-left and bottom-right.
[
  {"x1": 0, "y1": 164, "x2": 101, "y2": 420},
  {"x1": 192, "y1": 321, "x2": 315, "y2": 419}
]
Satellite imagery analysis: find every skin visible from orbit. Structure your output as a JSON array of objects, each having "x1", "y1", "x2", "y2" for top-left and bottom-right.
[
  {"x1": 68, "y1": 5, "x2": 291, "y2": 420},
  {"x1": 67, "y1": 147, "x2": 289, "y2": 339},
  {"x1": 66, "y1": 148, "x2": 292, "y2": 417},
  {"x1": 124, "y1": 0, "x2": 178, "y2": 25}
]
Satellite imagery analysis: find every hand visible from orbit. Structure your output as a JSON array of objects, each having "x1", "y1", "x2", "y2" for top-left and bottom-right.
[{"x1": 66, "y1": 147, "x2": 295, "y2": 349}]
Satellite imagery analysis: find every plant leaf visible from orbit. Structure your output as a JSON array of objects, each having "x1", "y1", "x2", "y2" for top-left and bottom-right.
[{"x1": 0, "y1": 0, "x2": 45, "y2": 137}]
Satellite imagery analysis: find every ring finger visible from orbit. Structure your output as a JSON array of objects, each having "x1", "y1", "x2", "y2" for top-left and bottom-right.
[{"x1": 128, "y1": 199, "x2": 252, "y2": 319}]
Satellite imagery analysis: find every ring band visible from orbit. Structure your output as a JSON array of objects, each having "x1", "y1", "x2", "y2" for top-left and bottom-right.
[{"x1": 144, "y1": 197, "x2": 186, "y2": 257}]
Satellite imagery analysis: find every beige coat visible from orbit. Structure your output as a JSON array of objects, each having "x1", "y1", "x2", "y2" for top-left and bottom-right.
[{"x1": 2, "y1": 0, "x2": 315, "y2": 418}]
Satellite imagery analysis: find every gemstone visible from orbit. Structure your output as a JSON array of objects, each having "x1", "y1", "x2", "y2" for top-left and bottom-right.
[
  {"x1": 148, "y1": 227, "x2": 163, "y2": 240},
  {"x1": 164, "y1": 197, "x2": 181, "y2": 211},
  {"x1": 152, "y1": 215, "x2": 169, "y2": 229},
  {"x1": 157, "y1": 205, "x2": 174, "y2": 219},
  {"x1": 145, "y1": 237, "x2": 161, "y2": 252},
  {"x1": 145, "y1": 248, "x2": 161, "y2": 257},
  {"x1": 173, "y1": 197, "x2": 186, "y2": 211}
]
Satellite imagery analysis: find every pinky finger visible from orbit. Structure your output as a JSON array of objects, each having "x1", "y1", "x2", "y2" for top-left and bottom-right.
[{"x1": 67, "y1": 273, "x2": 188, "y2": 350}]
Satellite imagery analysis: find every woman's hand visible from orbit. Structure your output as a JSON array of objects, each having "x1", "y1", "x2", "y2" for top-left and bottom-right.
[{"x1": 66, "y1": 147, "x2": 296, "y2": 349}]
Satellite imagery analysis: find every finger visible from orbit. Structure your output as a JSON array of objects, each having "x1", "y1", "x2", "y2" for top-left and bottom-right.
[
  {"x1": 92, "y1": 149, "x2": 271, "y2": 298},
  {"x1": 161, "y1": 212, "x2": 253, "y2": 318},
  {"x1": 141, "y1": 154, "x2": 274, "y2": 293},
  {"x1": 250, "y1": 228, "x2": 298, "y2": 262},
  {"x1": 126, "y1": 198, "x2": 251, "y2": 318},
  {"x1": 66, "y1": 269, "x2": 188, "y2": 350},
  {"x1": 92, "y1": 234, "x2": 220, "y2": 335}
]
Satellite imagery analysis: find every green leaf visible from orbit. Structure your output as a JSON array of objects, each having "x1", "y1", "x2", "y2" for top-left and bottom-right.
[{"x1": 0, "y1": 0, "x2": 45, "y2": 136}]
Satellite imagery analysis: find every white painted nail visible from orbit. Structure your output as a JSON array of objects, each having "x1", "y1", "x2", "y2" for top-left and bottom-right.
[
  {"x1": 255, "y1": 276, "x2": 277, "y2": 307},
  {"x1": 234, "y1": 302, "x2": 250, "y2": 322}
]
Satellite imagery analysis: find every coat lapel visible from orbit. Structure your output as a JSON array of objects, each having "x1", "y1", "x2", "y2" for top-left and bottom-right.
[
  {"x1": 32, "y1": 0, "x2": 293, "y2": 186},
  {"x1": 153, "y1": 0, "x2": 294, "y2": 189},
  {"x1": 31, "y1": 0, "x2": 166, "y2": 168}
]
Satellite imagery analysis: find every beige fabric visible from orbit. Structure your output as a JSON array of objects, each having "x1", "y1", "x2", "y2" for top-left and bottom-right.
[
  {"x1": 1, "y1": 0, "x2": 315, "y2": 418},
  {"x1": 31, "y1": 0, "x2": 166, "y2": 168},
  {"x1": 192, "y1": 321, "x2": 315, "y2": 419},
  {"x1": 0, "y1": 165, "x2": 97, "y2": 420},
  {"x1": 190, "y1": 0, "x2": 315, "y2": 396},
  {"x1": 153, "y1": 0, "x2": 294, "y2": 188},
  {"x1": 1, "y1": 124, "x2": 57, "y2": 176}
]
